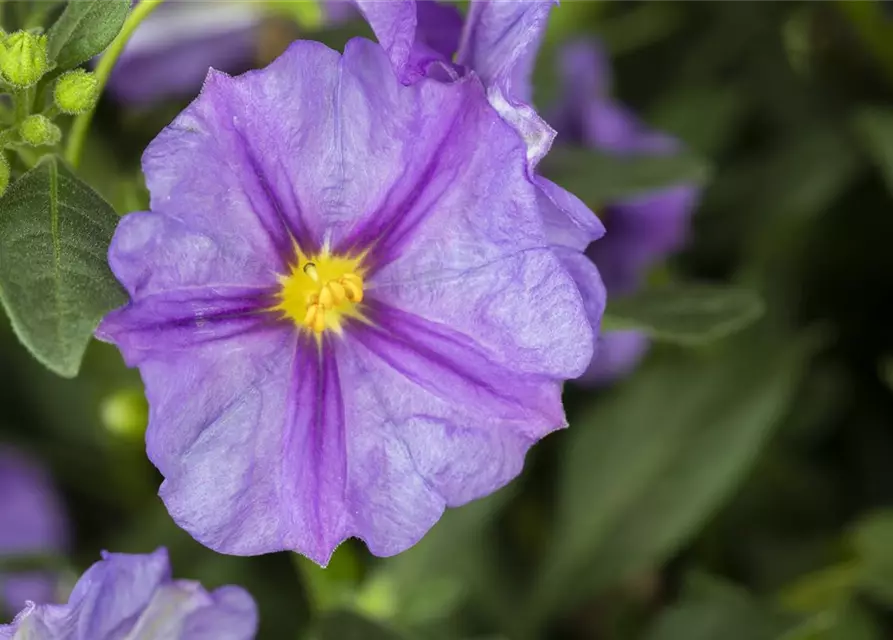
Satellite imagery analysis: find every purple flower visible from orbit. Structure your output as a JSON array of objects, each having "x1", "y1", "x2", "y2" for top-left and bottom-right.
[
  {"x1": 0, "y1": 549, "x2": 257, "y2": 639},
  {"x1": 98, "y1": 38, "x2": 596, "y2": 563},
  {"x1": 551, "y1": 41, "x2": 701, "y2": 382},
  {"x1": 0, "y1": 447, "x2": 68, "y2": 614},
  {"x1": 107, "y1": 2, "x2": 265, "y2": 104}
]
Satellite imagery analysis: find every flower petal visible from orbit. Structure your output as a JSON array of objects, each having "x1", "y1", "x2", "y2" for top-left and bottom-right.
[
  {"x1": 354, "y1": 0, "x2": 463, "y2": 83},
  {"x1": 456, "y1": 0, "x2": 556, "y2": 168},
  {"x1": 536, "y1": 176, "x2": 605, "y2": 251},
  {"x1": 334, "y1": 308, "x2": 564, "y2": 553}
]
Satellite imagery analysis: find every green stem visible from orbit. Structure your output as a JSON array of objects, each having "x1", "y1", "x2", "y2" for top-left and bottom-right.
[
  {"x1": 64, "y1": 0, "x2": 166, "y2": 168},
  {"x1": 14, "y1": 86, "x2": 34, "y2": 122}
]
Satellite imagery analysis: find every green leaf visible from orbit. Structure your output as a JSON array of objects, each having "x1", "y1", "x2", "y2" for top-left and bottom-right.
[
  {"x1": 0, "y1": 155, "x2": 125, "y2": 377},
  {"x1": 46, "y1": 0, "x2": 130, "y2": 70},
  {"x1": 603, "y1": 283, "x2": 765, "y2": 346},
  {"x1": 852, "y1": 510, "x2": 893, "y2": 606},
  {"x1": 853, "y1": 107, "x2": 893, "y2": 196},
  {"x1": 527, "y1": 330, "x2": 811, "y2": 623},
  {"x1": 542, "y1": 147, "x2": 711, "y2": 205},
  {"x1": 318, "y1": 611, "x2": 412, "y2": 640},
  {"x1": 645, "y1": 574, "x2": 788, "y2": 640}
]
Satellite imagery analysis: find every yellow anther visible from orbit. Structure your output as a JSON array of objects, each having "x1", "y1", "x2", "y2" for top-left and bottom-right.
[
  {"x1": 340, "y1": 274, "x2": 364, "y2": 303},
  {"x1": 326, "y1": 280, "x2": 346, "y2": 305},
  {"x1": 304, "y1": 304, "x2": 327, "y2": 334},
  {"x1": 318, "y1": 285, "x2": 334, "y2": 309}
]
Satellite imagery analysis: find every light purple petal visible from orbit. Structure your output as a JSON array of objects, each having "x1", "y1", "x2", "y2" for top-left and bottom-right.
[
  {"x1": 0, "y1": 448, "x2": 67, "y2": 613},
  {"x1": 536, "y1": 176, "x2": 605, "y2": 252},
  {"x1": 356, "y1": 0, "x2": 464, "y2": 83},
  {"x1": 0, "y1": 550, "x2": 257, "y2": 640},
  {"x1": 550, "y1": 248, "x2": 606, "y2": 336},
  {"x1": 333, "y1": 309, "x2": 558, "y2": 554},
  {"x1": 456, "y1": 0, "x2": 556, "y2": 168},
  {"x1": 456, "y1": 0, "x2": 554, "y2": 105},
  {"x1": 180, "y1": 586, "x2": 258, "y2": 640},
  {"x1": 579, "y1": 331, "x2": 650, "y2": 385}
]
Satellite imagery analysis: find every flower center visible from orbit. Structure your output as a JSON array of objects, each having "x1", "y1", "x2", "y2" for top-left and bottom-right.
[{"x1": 274, "y1": 247, "x2": 365, "y2": 334}]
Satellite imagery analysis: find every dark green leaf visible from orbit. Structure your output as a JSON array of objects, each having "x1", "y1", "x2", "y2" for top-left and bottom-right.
[
  {"x1": 319, "y1": 611, "x2": 412, "y2": 640},
  {"x1": 46, "y1": 0, "x2": 130, "y2": 70},
  {"x1": 645, "y1": 574, "x2": 787, "y2": 640},
  {"x1": 853, "y1": 107, "x2": 893, "y2": 196},
  {"x1": 0, "y1": 156, "x2": 125, "y2": 377},
  {"x1": 603, "y1": 282, "x2": 764, "y2": 346},
  {"x1": 648, "y1": 85, "x2": 749, "y2": 157},
  {"x1": 527, "y1": 331, "x2": 811, "y2": 622},
  {"x1": 542, "y1": 147, "x2": 711, "y2": 205}
]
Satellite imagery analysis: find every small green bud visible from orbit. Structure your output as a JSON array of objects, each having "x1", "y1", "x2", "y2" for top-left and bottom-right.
[
  {"x1": 19, "y1": 115, "x2": 62, "y2": 147},
  {"x1": 54, "y1": 70, "x2": 100, "y2": 115},
  {"x1": 0, "y1": 31, "x2": 49, "y2": 88},
  {"x1": 0, "y1": 154, "x2": 10, "y2": 197},
  {"x1": 100, "y1": 389, "x2": 149, "y2": 439}
]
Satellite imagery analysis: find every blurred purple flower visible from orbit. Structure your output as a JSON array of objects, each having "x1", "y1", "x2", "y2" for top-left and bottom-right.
[
  {"x1": 0, "y1": 548, "x2": 257, "y2": 639},
  {"x1": 551, "y1": 41, "x2": 701, "y2": 382},
  {"x1": 107, "y1": 1, "x2": 357, "y2": 104},
  {"x1": 0, "y1": 447, "x2": 67, "y2": 615},
  {"x1": 98, "y1": 38, "x2": 595, "y2": 564},
  {"x1": 107, "y1": 2, "x2": 264, "y2": 104}
]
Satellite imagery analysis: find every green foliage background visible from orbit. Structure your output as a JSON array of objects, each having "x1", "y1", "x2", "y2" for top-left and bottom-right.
[{"x1": 5, "y1": 1, "x2": 893, "y2": 638}]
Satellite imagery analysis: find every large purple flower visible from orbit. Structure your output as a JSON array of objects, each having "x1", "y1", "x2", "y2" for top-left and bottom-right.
[
  {"x1": 0, "y1": 447, "x2": 68, "y2": 615},
  {"x1": 0, "y1": 549, "x2": 257, "y2": 639},
  {"x1": 98, "y1": 38, "x2": 596, "y2": 563},
  {"x1": 551, "y1": 41, "x2": 701, "y2": 382}
]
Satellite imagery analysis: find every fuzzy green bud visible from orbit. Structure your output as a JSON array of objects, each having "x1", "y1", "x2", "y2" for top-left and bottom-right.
[
  {"x1": 100, "y1": 388, "x2": 149, "y2": 439},
  {"x1": 0, "y1": 31, "x2": 48, "y2": 88},
  {"x1": 0, "y1": 154, "x2": 10, "y2": 198},
  {"x1": 54, "y1": 69, "x2": 100, "y2": 115},
  {"x1": 19, "y1": 114, "x2": 61, "y2": 147}
]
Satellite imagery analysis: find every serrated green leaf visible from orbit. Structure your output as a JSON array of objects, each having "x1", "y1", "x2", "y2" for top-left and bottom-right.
[
  {"x1": 0, "y1": 156, "x2": 125, "y2": 377},
  {"x1": 527, "y1": 331, "x2": 811, "y2": 623},
  {"x1": 46, "y1": 0, "x2": 130, "y2": 70},
  {"x1": 603, "y1": 283, "x2": 764, "y2": 346},
  {"x1": 318, "y1": 611, "x2": 412, "y2": 640},
  {"x1": 542, "y1": 147, "x2": 711, "y2": 205}
]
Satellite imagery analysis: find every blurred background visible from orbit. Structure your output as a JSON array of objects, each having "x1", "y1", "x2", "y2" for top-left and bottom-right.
[{"x1": 4, "y1": 1, "x2": 893, "y2": 638}]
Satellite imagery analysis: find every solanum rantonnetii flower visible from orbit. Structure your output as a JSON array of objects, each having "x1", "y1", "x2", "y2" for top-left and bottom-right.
[
  {"x1": 0, "y1": 548, "x2": 257, "y2": 639},
  {"x1": 0, "y1": 447, "x2": 68, "y2": 615},
  {"x1": 551, "y1": 41, "x2": 700, "y2": 382},
  {"x1": 98, "y1": 38, "x2": 597, "y2": 563}
]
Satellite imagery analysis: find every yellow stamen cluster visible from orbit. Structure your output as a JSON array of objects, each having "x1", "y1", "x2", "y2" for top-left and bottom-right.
[
  {"x1": 302, "y1": 270, "x2": 364, "y2": 333},
  {"x1": 274, "y1": 247, "x2": 365, "y2": 335}
]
